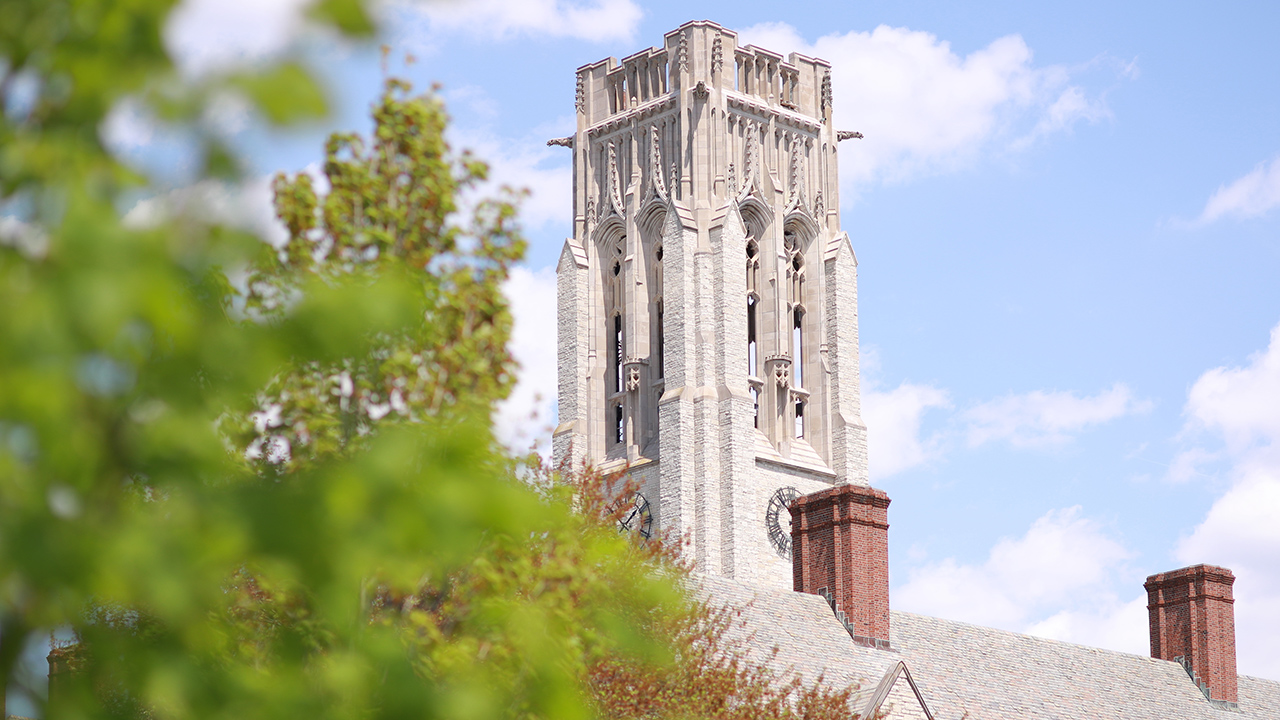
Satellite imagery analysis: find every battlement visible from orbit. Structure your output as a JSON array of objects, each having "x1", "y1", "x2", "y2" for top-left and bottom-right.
[{"x1": 576, "y1": 20, "x2": 832, "y2": 127}]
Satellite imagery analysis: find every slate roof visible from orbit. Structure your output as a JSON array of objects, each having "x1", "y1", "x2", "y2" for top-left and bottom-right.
[{"x1": 698, "y1": 574, "x2": 1280, "y2": 720}]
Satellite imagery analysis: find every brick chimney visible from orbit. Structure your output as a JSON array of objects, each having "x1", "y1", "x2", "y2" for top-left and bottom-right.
[
  {"x1": 790, "y1": 483, "x2": 891, "y2": 649},
  {"x1": 1145, "y1": 564, "x2": 1238, "y2": 706}
]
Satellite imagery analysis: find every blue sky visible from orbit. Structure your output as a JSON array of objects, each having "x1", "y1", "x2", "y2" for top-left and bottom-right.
[{"x1": 105, "y1": 0, "x2": 1280, "y2": 682}]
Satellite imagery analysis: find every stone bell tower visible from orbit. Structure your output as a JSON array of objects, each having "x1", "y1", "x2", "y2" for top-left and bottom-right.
[{"x1": 553, "y1": 20, "x2": 869, "y2": 588}]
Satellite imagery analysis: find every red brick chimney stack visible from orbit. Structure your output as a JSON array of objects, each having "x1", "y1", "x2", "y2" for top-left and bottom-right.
[
  {"x1": 790, "y1": 484, "x2": 891, "y2": 649},
  {"x1": 1145, "y1": 564, "x2": 1238, "y2": 706}
]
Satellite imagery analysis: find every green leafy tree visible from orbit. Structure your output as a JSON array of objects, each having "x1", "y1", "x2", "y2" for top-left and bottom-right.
[
  {"x1": 0, "y1": 1, "x2": 674, "y2": 717},
  {"x1": 1, "y1": 1, "x2": 866, "y2": 717},
  {"x1": 219, "y1": 78, "x2": 526, "y2": 473}
]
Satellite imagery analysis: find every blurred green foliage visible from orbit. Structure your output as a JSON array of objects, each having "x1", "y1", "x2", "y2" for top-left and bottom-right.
[
  {"x1": 0, "y1": 1, "x2": 865, "y2": 718},
  {"x1": 0, "y1": 1, "x2": 685, "y2": 718}
]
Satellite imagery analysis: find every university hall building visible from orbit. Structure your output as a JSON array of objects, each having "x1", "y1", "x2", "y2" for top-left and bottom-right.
[{"x1": 552, "y1": 20, "x2": 1280, "y2": 720}]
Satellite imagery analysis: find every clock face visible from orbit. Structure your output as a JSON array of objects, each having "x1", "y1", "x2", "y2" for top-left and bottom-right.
[
  {"x1": 766, "y1": 487, "x2": 801, "y2": 560},
  {"x1": 617, "y1": 492, "x2": 653, "y2": 540}
]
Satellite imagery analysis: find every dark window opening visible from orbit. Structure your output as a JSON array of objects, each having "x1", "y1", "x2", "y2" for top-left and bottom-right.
[
  {"x1": 795, "y1": 400, "x2": 804, "y2": 438},
  {"x1": 615, "y1": 404, "x2": 625, "y2": 444},
  {"x1": 747, "y1": 296, "x2": 758, "y2": 376},
  {"x1": 792, "y1": 308, "x2": 803, "y2": 389},
  {"x1": 614, "y1": 314, "x2": 624, "y2": 393},
  {"x1": 656, "y1": 303, "x2": 665, "y2": 378}
]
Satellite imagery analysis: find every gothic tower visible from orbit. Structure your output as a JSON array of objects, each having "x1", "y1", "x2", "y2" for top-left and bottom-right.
[{"x1": 553, "y1": 20, "x2": 869, "y2": 589}]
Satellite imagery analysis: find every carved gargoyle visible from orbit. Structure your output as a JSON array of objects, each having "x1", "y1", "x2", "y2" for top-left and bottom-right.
[{"x1": 836, "y1": 131, "x2": 864, "y2": 141}]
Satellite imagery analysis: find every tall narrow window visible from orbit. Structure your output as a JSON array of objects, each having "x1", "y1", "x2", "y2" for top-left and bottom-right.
[
  {"x1": 615, "y1": 404, "x2": 625, "y2": 443},
  {"x1": 746, "y1": 239, "x2": 761, "y2": 428},
  {"x1": 794, "y1": 399, "x2": 804, "y2": 438},
  {"x1": 656, "y1": 301, "x2": 664, "y2": 378},
  {"x1": 792, "y1": 308, "x2": 803, "y2": 389},
  {"x1": 653, "y1": 244, "x2": 664, "y2": 378},
  {"x1": 614, "y1": 313, "x2": 623, "y2": 394}
]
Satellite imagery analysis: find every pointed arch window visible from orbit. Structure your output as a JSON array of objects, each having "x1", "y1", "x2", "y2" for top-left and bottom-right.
[
  {"x1": 604, "y1": 234, "x2": 626, "y2": 447},
  {"x1": 747, "y1": 239, "x2": 763, "y2": 427},
  {"x1": 785, "y1": 230, "x2": 806, "y2": 389}
]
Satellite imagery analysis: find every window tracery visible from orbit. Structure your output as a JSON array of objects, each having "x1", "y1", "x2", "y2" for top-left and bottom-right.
[{"x1": 604, "y1": 234, "x2": 626, "y2": 446}]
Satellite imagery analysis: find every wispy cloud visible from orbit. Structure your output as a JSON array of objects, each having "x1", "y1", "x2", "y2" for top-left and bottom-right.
[
  {"x1": 387, "y1": 0, "x2": 642, "y2": 44},
  {"x1": 863, "y1": 380, "x2": 1146, "y2": 479},
  {"x1": 734, "y1": 23, "x2": 1126, "y2": 190},
  {"x1": 1196, "y1": 155, "x2": 1280, "y2": 225},
  {"x1": 964, "y1": 383, "x2": 1150, "y2": 448}
]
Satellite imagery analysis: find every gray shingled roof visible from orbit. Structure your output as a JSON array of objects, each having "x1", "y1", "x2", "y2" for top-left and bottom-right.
[{"x1": 697, "y1": 574, "x2": 1280, "y2": 720}]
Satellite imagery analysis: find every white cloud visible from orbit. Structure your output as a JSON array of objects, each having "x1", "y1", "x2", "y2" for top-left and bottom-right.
[
  {"x1": 123, "y1": 176, "x2": 287, "y2": 246},
  {"x1": 494, "y1": 266, "x2": 559, "y2": 456},
  {"x1": 1011, "y1": 86, "x2": 1112, "y2": 151},
  {"x1": 165, "y1": 0, "x2": 643, "y2": 79},
  {"x1": 1173, "y1": 320, "x2": 1280, "y2": 678},
  {"x1": 388, "y1": 0, "x2": 642, "y2": 43},
  {"x1": 1197, "y1": 155, "x2": 1280, "y2": 225},
  {"x1": 734, "y1": 23, "x2": 1116, "y2": 188},
  {"x1": 0, "y1": 216, "x2": 49, "y2": 259},
  {"x1": 963, "y1": 383, "x2": 1150, "y2": 448},
  {"x1": 863, "y1": 382, "x2": 950, "y2": 479},
  {"x1": 166, "y1": 0, "x2": 316, "y2": 76},
  {"x1": 1185, "y1": 322, "x2": 1280, "y2": 452},
  {"x1": 896, "y1": 506, "x2": 1136, "y2": 643},
  {"x1": 449, "y1": 123, "x2": 573, "y2": 234},
  {"x1": 1024, "y1": 594, "x2": 1148, "y2": 655}
]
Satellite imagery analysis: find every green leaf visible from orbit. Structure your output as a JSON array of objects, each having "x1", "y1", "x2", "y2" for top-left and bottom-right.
[
  {"x1": 232, "y1": 62, "x2": 329, "y2": 125},
  {"x1": 309, "y1": 0, "x2": 376, "y2": 36}
]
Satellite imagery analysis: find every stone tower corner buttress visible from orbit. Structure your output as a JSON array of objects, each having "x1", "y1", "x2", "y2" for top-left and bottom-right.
[{"x1": 553, "y1": 20, "x2": 870, "y2": 589}]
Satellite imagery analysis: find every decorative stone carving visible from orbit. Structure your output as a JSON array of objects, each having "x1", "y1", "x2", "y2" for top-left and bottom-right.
[
  {"x1": 575, "y1": 72, "x2": 585, "y2": 114},
  {"x1": 607, "y1": 142, "x2": 625, "y2": 217},
  {"x1": 743, "y1": 123, "x2": 758, "y2": 192},
  {"x1": 727, "y1": 162, "x2": 736, "y2": 195},
  {"x1": 547, "y1": 136, "x2": 573, "y2": 148},
  {"x1": 712, "y1": 35, "x2": 723, "y2": 75},
  {"x1": 788, "y1": 142, "x2": 805, "y2": 209},
  {"x1": 585, "y1": 196, "x2": 596, "y2": 232},
  {"x1": 693, "y1": 80, "x2": 709, "y2": 100},
  {"x1": 814, "y1": 189, "x2": 824, "y2": 218},
  {"x1": 821, "y1": 71, "x2": 832, "y2": 117},
  {"x1": 650, "y1": 126, "x2": 667, "y2": 200},
  {"x1": 766, "y1": 356, "x2": 792, "y2": 389},
  {"x1": 836, "y1": 130, "x2": 864, "y2": 141},
  {"x1": 623, "y1": 358, "x2": 647, "y2": 393},
  {"x1": 677, "y1": 33, "x2": 688, "y2": 74}
]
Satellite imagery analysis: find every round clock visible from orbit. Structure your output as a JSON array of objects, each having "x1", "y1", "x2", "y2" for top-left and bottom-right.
[
  {"x1": 617, "y1": 492, "x2": 653, "y2": 540},
  {"x1": 765, "y1": 487, "x2": 801, "y2": 559}
]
